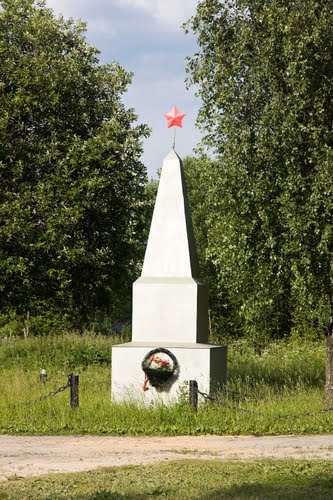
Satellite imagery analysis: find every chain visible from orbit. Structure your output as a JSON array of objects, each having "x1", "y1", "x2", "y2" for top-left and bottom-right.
[
  {"x1": 196, "y1": 389, "x2": 216, "y2": 402},
  {"x1": 12, "y1": 376, "x2": 71, "y2": 408},
  {"x1": 195, "y1": 388, "x2": 333, "y2": 419},
  {"x1": 273, "y1": 406, "x2": 333, "y2": 419},
  {"x1": 196, "y1": 389, "x2": 263, "y2": 416}
]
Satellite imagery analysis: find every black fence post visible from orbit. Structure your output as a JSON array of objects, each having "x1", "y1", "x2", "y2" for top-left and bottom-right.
[
  {"x1": 189, "y1": 380, "x2": 198, "y2": 412},
  {"x1": 69, "y1": 373, "x2": 79, "y2": 408}
]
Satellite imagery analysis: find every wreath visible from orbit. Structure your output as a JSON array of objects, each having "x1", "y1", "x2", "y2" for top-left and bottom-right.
[{"x1": 142, "y1": 348, "x2": 179, "y2": 389}]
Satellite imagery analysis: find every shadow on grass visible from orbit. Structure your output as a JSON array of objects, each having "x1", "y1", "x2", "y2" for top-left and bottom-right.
[
  {"x1": 200, "y1": 480, "x2": 333, "y2": 499},
  {"x1": 66, "y1": 493, "x2": 169, "y2": 499},
  {"x1": 65, "y1": 479, "x2": 333, "y2": 500}
]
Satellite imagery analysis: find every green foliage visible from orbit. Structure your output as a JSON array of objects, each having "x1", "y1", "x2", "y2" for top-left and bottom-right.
[
  {"x1": 0, "y1": 0, "x2": 149, "y2": 328},
  {"x1": 185, "y1": 0, "x2": 333, "y2": 340},
  {"x1": 0, "y1": 312, "x2": 23, "y2": 337},
  {"x1": 183, "y1": 156, "x2": 243, "y2": 337},
  {"x1": 1, "y1": 460, "x2": 333, "y2": 499},
  {"x1": 183, "y1": 156, "x2": 211, "y2": 272}
]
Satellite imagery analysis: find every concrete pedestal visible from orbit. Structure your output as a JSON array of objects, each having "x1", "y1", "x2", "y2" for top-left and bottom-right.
[{"x1": 111, "y1": 342, "x2": 227, "y2": 405}]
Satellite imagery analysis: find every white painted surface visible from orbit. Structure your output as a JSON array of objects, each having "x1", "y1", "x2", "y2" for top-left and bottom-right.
[
  {"x1": 132, "y1": 277, "x2": 208, "y2": 343},
  {"x1": 142, "y1": 149, "x2": 199, "y2": 278},
  {"x1": 111, "y1": 344, "x2": 227, "y2": 405}
]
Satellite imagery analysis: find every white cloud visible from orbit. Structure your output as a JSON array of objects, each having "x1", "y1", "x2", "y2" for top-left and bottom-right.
[
  {"x1": 88, "y1": 19, "x2": 117, "y2": 38},
  {"x1": 115, "y1": 0, "x2": 197, "y2": 28},
  {"x1": 46, "y1": 0, "x2": 82, "y2": 17},
  {"x1": 46, "y1": 1, "x2": 117, "y2": 39},
  {"x1": 46, "y1": 0, "x2": 197, "y2": 27},
  {"x1": 46, "y1": 1, "x2": 198, "y2": 31}
]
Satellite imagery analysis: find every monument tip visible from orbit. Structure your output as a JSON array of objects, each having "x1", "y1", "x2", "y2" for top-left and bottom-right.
[{"x1": 165, "y1": 148, "x2": 181, "y2": 162}]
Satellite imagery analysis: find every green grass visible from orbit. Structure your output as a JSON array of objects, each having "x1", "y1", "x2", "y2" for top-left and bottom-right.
[
  {"x1": 0, "y1": 334, "x2": 330, "y2": 435},
  {"x1": 1, "y1": 460, "x2": 333, "y2": 499},
  {"x1": 0, "y1": 333, "x2": 118, "y2": 370}
]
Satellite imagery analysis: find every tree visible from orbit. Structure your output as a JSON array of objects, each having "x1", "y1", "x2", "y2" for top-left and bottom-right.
[
  {"x1": 0, "y1": 0, "x2": 149, "y2": 328},
  {"x1": 185, "y1": 0, "x2": 333, "y2": 348},
  {"x1": 182, "y1": 155, "x2": 241, "y2": 339}
]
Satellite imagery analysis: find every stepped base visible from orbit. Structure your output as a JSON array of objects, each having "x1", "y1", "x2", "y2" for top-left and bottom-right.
[
  {"x1": 132, "y1": 277, "x2": 209, "y2": 344},
  {"x1": 111, "y1": 342, "x2": 227, "y2": 405}
]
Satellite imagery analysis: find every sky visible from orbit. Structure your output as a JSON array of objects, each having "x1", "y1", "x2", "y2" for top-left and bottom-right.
[{"x1": 45, "y1": 0, "x2": 202, "y2": 178}]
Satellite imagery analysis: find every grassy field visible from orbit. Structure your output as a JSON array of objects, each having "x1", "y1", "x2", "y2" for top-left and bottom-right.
[
  {"x1": 0, "y1": 459, "x2": 333, "y2": 499},
  {"x1": 0, "y1": 334, "x2": 331, "y2": 435}
]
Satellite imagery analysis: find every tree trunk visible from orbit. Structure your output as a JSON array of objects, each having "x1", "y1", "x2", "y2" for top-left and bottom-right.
[
  {"x1": 325, "y1": 313, "x2": 333, "y2": 404},
  {"x1": 23, "y1": 310, "x2": 30, "y2": 339}
]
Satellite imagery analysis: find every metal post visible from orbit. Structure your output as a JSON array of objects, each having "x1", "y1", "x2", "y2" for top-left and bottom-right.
[
  {"x1": 69, "y1": 373, "x2": 79, "y2": 408},
  {"x1": 189, "y1": 380, "x2": 198, "y2": 412}
]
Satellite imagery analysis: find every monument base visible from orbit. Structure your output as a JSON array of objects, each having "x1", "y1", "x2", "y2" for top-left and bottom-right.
[{"x1": 111, "y1": 342, "x2": 227, "y2": 405}]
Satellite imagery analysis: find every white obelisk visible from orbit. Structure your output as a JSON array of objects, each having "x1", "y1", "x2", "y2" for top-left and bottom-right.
[
  {"x1": 111, "y1": 149, "x2": 227, "y2": 404},
  {"x1": 132, "y1": 149, "x2": 208, "y2": 345}
]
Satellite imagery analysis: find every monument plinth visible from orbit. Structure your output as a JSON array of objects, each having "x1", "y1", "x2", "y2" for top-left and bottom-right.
[{"x1": 111, "y1": 149, "x2": 227, "y2": 404}]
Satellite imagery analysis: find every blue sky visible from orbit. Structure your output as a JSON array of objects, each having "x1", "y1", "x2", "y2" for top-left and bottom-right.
[{"x1": 45, "y1": 0, "x2": 201, "y2": 178}]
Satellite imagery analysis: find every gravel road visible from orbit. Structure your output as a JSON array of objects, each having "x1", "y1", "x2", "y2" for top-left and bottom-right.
[{"x1": 1, "y1": 434, "x2": 333, "y2": 481}]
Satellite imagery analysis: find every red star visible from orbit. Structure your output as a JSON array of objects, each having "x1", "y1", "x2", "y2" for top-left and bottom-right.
[{"x1": 163, "y1": 106, "x2": 186, "y2": 128}]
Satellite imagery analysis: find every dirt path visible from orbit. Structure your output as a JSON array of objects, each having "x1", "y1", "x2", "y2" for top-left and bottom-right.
[{"x1": 1, "y1": 434, "x2": 333, "y2": 481}]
